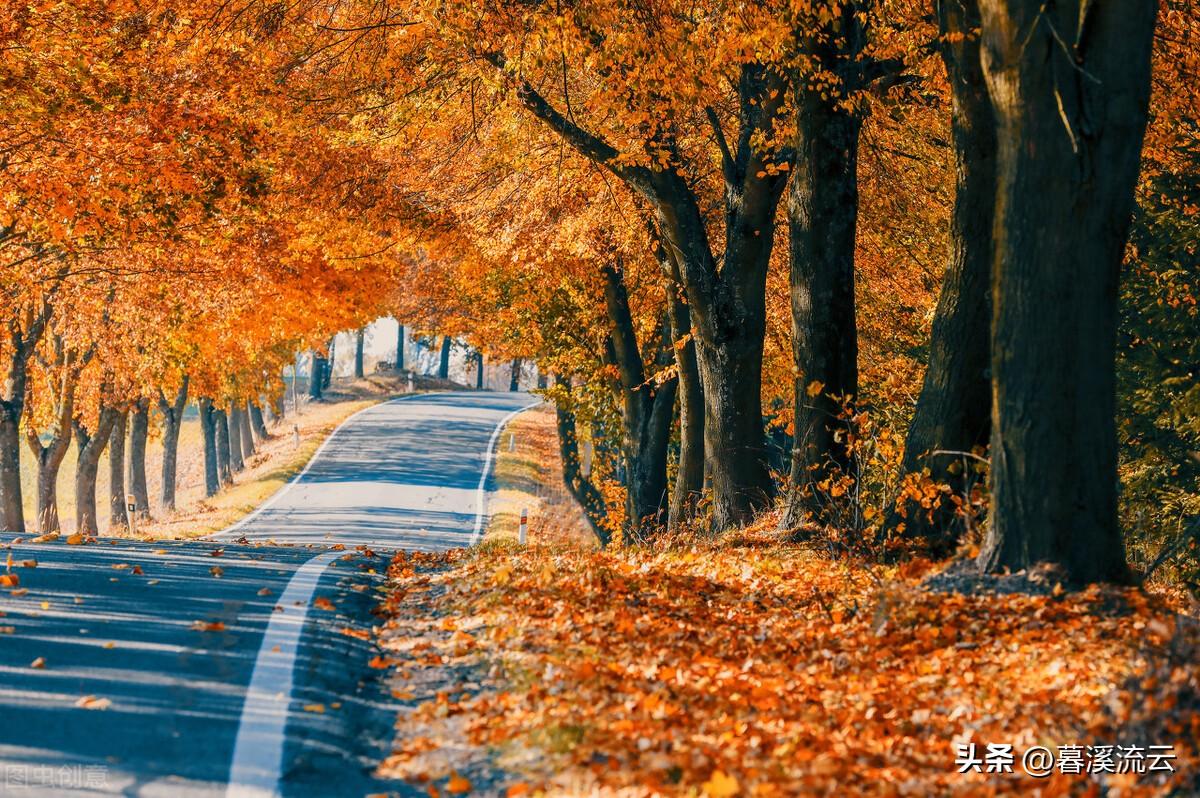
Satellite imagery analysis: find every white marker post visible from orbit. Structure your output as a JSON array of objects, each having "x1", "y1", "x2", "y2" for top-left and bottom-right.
[
  {"x1": 518, "y1": 508, "x2": 528, "y2": 545},
  {"x1": 508, "y1": 432, "x2": 515, "y2": 452},
  {"x1": 125, "y1": 494, "x2": 137, "y2": 538},
  {"x1": 292, "y1": 424, "x2": 300, "y2": 450},
  {"x1": 407, "y1": 373, "x2": 414, "y2": 393}
]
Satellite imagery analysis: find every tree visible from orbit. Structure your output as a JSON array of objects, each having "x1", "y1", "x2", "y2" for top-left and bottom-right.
[
  {"x1": 889, "y1": 0, "x2": 996, "y2": 550},
  {"x1": 355, "y1": 327, "x2": 366, "y2": 379},
  {"x1": 158, "y1": 378, "x2": 189, "y2": 511},
  {"x1": 977, "y1": 0, "x2": 1156, "y2": 584},
  {"x1": 438, "y1": 336, "x2": 452, "y2": 380}
]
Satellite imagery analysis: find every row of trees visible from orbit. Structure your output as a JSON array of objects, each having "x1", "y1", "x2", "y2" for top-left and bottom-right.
[
  {"x1": 5, "y1": 1, "x2": 1195, "y2": 586},
  {"x1": 252, "y1": 0, "x2": 1185, "y2": 584}
]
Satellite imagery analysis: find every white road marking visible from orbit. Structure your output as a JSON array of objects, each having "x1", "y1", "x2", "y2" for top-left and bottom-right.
[
  {"x1": 469, "y1": 401, "x2": 541, "y2": 545},
  {"x1": 222, "y1": 394, "x2": 538, "y2": 797},
  {"x1": 225, "y1": 549, "x2": 343, "y2": 798}
]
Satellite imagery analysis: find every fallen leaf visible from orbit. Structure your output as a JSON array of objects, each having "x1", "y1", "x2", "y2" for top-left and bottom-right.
[
  {"x1": 30, "y1": 657, "x2": 45, "y2": 669},
  {"x1": 313, "y1": 596, "x2": 335, "y2": 611},
  {"x1": 191, "y1": 620, "x2": 226, "y2": 632},
  {"x1": 75, "y1": 695, "x2": 112, "y2": 710},
  {"x1": 0, "y1": 574, "x2": 19, "y2": 588},
  {"x1": 66, "y1": 533, "x2": 84, "y2": 545},
  {"x1": 446, "y1": 773, "x2": 472, "y2": 794},
  {"x1": 257, "y1": 587, "x2": 272, "y2": 596},
  {"x1": 702, "y1": 770, "x2": 739, "y2": 797},
  {"x1": 505, "y1": 784, "x2": 530, "y2": 797},
  {"x1": 132, "y1": 565, "x2": 144, "y2": 575},
  {"x1": 303, "y1": 703, "x2": 325, "y2": 713},
  {"x1": 210, "y1": 566, "x2": 224, "y2": 578}
]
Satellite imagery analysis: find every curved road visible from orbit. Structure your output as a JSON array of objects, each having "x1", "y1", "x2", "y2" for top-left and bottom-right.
[{"x1": 0, "y1": 391, "x2": 535, "y2": 797}]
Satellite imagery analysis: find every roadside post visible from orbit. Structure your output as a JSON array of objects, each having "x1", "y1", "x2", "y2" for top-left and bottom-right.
[
  {"x1": 407, "y1": 373, "x2": 414, "y2": 393},
  {"x1": 292, "y1": 424, "x2": 300, "y2": 449},
  {"x1": 508, "y1": 432, "x2": 515, "y2": 452},
  {"x1": 518, "y1": 508, "x2": 528, "y2": 545},
  {"x1": 126, "y1": 494, "x2": 137, "y2": 537}
]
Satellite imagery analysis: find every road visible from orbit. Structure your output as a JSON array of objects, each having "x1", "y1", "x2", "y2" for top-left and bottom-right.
[{"x1": 0, "y1": 391, "x2": 536, "y2": 797}]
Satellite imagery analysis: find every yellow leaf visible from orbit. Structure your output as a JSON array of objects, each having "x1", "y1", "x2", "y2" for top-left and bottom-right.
[
  {"x1": 446, "y1": 773, "x2": 472, "y2": 794},
  {"x1": 806, "y1": 380, "x2": 825, "y2": 398},
  {"x1": 703, "y1": 770, "x2": 739, "y2": 797}
]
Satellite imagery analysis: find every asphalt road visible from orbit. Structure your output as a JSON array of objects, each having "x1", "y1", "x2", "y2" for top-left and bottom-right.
[{"x1": 0, "y1": 391, "x2": 536, "y2": 797}]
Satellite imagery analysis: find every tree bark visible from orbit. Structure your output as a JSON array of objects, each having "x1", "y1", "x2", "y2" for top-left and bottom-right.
[
  {"x1": 237, "y1": 402, "x2": 255, "y2": 459},
  {"x1": 354, "y1": 328, "x2": 366, "y2": 379},
  {"x1": 396, "y1": 324, "x2": 405, "y2": 370},
  {"x1": 214, "y1": 407, "x2": 233, "y2": 484},
  {"x1": 248, "y1": 401, "x2": 269, "y2": 442},
  {"x1": 129, "y1": 398, "x2": 150, "y2": 519},
  {"x1": 657, "y1": 249, "x2": 705, "y2": 528},
  {"x1": 308, "y1": 351, "x2": 325, "y2": 399},
  {"x1": 226, "y1": 404, "x2": 245, "y2": 472},
  {"x1": 438, "y1": 335, "x2": 452, "y2": 380},
  {"x1": 976, "y1": 0, "x2": 1155, "y2": 584},
  {"x1": 0, "y1": 412, "x2": 23, "y2": 533},
  {"x1": 25, "y1": 388, "x2": 75, "y2": 535},
  {"x1": 109, "y1": 411, "x2": 129, "y2": 532},
  {"x1": 556, "y1": 392, "x2": 610, "y2": 545},
  {"x1": 509, "y1": 358, "x2": 522, "y2": 391},
  {"x1": 0, "y1": 304, "x2": 53, "y2": 533},
  {"x1": 198, "y1": 396, "x2": 219, "y2": 498},
  {"x1": 780, "y1": 4, "x2": 864, "y2": 533},
  {"x1": 74, "y1": 406, "x2": 119, "y2": 536},
  {"x1": 158, "y1": 377, "x2": 189, "y2": 510},
  {"x1": 475, "y1": 351, "x2": 485, "y2": 389},
  {"x1": 602, "y1": 262, "x2": 678, "y2": 536},
  {"x1": 323, "y1": 336, "x2": 335, "y2": 389},
  {"x1": 888, "y1": 0, "x2": 997, "y2": 551}
]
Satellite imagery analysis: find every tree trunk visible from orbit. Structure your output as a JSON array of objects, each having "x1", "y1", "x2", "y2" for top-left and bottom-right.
[
  {"x1": 226, "y1": 404, "x2": 244, "y2": 473},
  {"x1": 214, "y1": 407, "x2": 233, "y2": 485},
  {"x1": 248, "y1": 401, "x2": 269, "y2": 442},
  {"x1": 509, "y1": 358, "x2": 522, "y2": 391},
  {"x1": 27, "y1": 416, "x2": 73, "y2": 535},
  {"x1": 438, "y1": 336, "x2": 452, "y2": 380},
  {"x1": 778, "y1": 4, "x2": 865, "y2": 534},
  {"x1": 74, "y1": 407, "x2": 119, "y2": 536},
  {"x1": 309, "y1": 352, "x2": 325, "y2": 399},
  {"x1": 889, "y1": 0, "x2": 996, "y2": 551},
  {"x1": 198, "y1": 397, "x2": 219, "y2": 498},
  {"x1": 0, "y1": 411, "x2": 24, "y2": 533},
  {"x1": 602, "y1": 263, "x2": 678, "y2": 536},
  {"x1": 662, "y1": 265, "x2": 705, "y2": 528},
  {"x1": 159, "y1": 378, "x2": 189, "y2": 510},
  {"x1": 109, "y1": 411, "x2": 129, "y2": 532},
  {"x1": 556, "y1": 393, "x2": 610, "y2": 545},
  {"x1": 475, "y1": 352, "x2": 485, "y2": 389},
  {"x1": 354, "y1": 328, "x2": 366, "y2": 379},
  {"x1": 237, "y1": 403, "x2": 255, "y2": 459},
  {"x1": 976, "y1": 0, "x2": 1154, "y2": 584},
  {"x1": 129, "y1": 399, "x2": 150, "y2": 519},
  {"x1": 397, "y1": 324, "x2": 405, "y2": 371},
  {"x1": 323, "y1": 336, "x2": 335, "y2": 388}
]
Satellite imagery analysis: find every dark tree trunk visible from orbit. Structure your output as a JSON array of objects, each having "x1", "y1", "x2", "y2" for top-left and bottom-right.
[
  {"x1": 780, "y1": 6, "x2": 864, "y2": 533},
  {"x1": 158, "y1": 378, "x2": 189, "y2": 510},
  {"x1": 354, "y1": 328, "x2": 366, "y2": 379},
  {"x1": 248, "y1": 401, "x2": 269, "y2": 442},
  {"x1": 26, "y1": 396, "x2": 74, "y2": 535},
  {"x1": 309, "y1": 352, "x2": 325, "y2": 399},
  {"x1": 660, "y1": 254, "x2": 705, "y2": 528},
  {"x1": 214, "y1": 407, "x2": 233, "y2": 485},
  {"x1": 396, "y1": 324, "x2": 405, "y2": 371},
  {"x1": 438, "y1": 336, "x2": 452, "y2": 380},
  {"x1": 198, "y1": 396, "x2": 219, "y2": 498},
  {"x1": 976, "y1": 0, "x2": 1155, "y2": 584},
  {"x1": 0, "y1": 411, "x2": 24, "y2": 533},
  {"x1": 226, "y1": 404, "x2": 245, "y2": 473},
  {"x1": 889, "y1": 0, "x2": 996, "y2": 550},
  {"x1": 509, "y1": 358, "x2": 522, "y2": 391},
  {"x1": 602, "y1": 263, "x2": 678, "y2": 536},
  {"x1": 129, "y1": 399, "x2": 150, "y2": 519},
  {"x1": 237, "y1": 403, "x2": 255, "y2": 459},
  {"x1": 74, "y1": 406, "x2": 120, "y2": 536},
  {"x1": 475, "y1": 351, "x2": 485, "y2": 389},
  {"x1": 323, "y1": 336, "x2": 335, "y2": 389},
  {"x1": 556, "y1": 392, "x2": 610, "y2": 545},
  {"x1": 109, "y1": 411, "x2": 129, "y2": 532}
]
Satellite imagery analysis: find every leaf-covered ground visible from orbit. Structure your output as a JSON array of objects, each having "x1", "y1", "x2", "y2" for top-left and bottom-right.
[{"x1": 375, "y1": 536, "x2": 1197, "y2": 797}]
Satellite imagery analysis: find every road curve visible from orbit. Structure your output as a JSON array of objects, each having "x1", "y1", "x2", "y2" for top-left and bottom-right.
[{"x1": 0, "y1": 390, "x2": 536, "y2": 796}]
